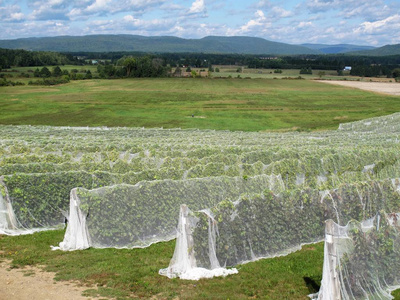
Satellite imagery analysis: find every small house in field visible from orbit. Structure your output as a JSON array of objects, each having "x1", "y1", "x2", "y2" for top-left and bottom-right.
[{"x1": 344, "y1": 66, "x2": 352, "y2": 71}]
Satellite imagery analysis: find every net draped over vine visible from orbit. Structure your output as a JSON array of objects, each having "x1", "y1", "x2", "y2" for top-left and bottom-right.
[
  {"x1": 56, "y1": 175, "x2": 283, "y2": 250},
  {"x1": 313, "y1": 213, "x2": 400, "y2": 300},
  {"x1": 160, "y1": 178, "x2": 400, "y2": 280},
  {"x1": 1, "y1": 113, "x2": 400, "y2": 291}
]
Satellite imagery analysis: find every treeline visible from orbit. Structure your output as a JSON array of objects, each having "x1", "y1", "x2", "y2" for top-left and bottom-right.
[
  {"x1": 2, "y1": 47, "x2": 400, "y2": 79},
  {"x1": 97, "y1": 56, "x2": 169, "y2": 78},
  {"x1": 246, "y1": 55, "x2": 400, "y2": 77},
  {"x1": 1, "y1": 66, "x2": 93, "y2": 86},
  {"x1": 69, "y1": 51, "x2": 400, "y2": 78},
  {"x1": 0, "y1": 48, "x2": 80, "y2": 69}
]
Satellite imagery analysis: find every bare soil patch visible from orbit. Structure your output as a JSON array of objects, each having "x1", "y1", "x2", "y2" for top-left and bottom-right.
[
  {"x1": 0, "y1": 260, "x2": 98, "y2": 300},
  {"x1": 317, "y1": 80, "x2": 400, "y2": 96}
]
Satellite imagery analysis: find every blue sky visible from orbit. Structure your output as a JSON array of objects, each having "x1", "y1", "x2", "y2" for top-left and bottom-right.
[{"x1": 1, "y1": 0, "x2": 399, "y2": 46}]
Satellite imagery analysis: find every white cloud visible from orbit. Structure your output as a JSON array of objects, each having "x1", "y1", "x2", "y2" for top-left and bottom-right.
[
  {"x1": 10, "y1": 12, "x2": 25, "y2": 21},
  {"x1": 269, "y1": 6, "x2": 293, "y2": 19},
  {"x1": 0, "y1": 4, "x2": 25, "y2": 22},
  {"x1": 67, "y1": 0, "x2": 165, "y2": 19},
  {"x1": 341, "y1": 2, "x2": 392, "y2": 20},
  {"x1": 159, "y1": 2, "x2": 183, "y2": 11},
  {"x1": 305, "y1": 0, "x2": 397, "y2": 21},
  {"x1": 355, "y1": 14, "x2": 400, "y2": 35},
  {"x1": 1, "y1": 0, "x2": 400, "y2": 46},
  {"x1": 30, "y1": 0, "x2": 71, "y2": 20},
  {"x1": 297, "y1": 21, "x2": 313, "y2": 28},
  {"x1": 305, "y1": 0, "x2": 336, "y2": 13},
  {"x1": 122, "y1": 14, "x2": 174, "y2": 31},
  {"x1": 240, "y1": 10, "x2": 270, "y2": 33},
  {"x1": 5, "y1": 20, "x2": 72, "y2": 38},
  {"x1": 86, "y1": 0, "x2": 112, "y2": 13},
  {"x1": 185, "y1": 0, "x2": 207, "y2": 17},
  {"x1": 254, "y1": 0, "x2": 271, "y2": 9},
  {"x1": 189, "y1": 0, "x2": 206, "y2": 13}
]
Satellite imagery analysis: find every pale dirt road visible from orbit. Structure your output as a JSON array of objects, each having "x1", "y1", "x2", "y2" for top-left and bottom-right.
[
  {"x1": 0, "y1": 260, "x2": 99, "y2": 300},
  {"x1": 316, "y1": 80, "x2": 400, "y2": 96}
]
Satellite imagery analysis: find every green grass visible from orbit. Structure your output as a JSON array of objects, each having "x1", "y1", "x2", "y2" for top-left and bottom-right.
[
  {"x1": 213, "y1": 67, "x2": 342, "y2": 80},
  {"x1": 0, "y1": 229, "x2": 324, "y2": 299},
  {"x1": 1, "y1": 77, "x2": 399, "y2": 131}
]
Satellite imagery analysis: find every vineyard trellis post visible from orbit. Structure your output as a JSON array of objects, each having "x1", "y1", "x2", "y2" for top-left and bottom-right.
[{"x1": 325, "y1": 219, "x2": 341, "y2": 300}]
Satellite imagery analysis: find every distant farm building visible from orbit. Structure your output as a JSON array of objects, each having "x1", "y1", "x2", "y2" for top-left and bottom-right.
[{"x1": 344, "y1": 66, "x2": 352, "y2": 71}]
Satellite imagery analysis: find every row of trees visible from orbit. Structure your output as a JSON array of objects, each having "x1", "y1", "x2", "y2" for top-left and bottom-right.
[
  {"x1": 2, "y1": 47, "x2": 400, "y2": 80},
  {"x1": 0, "y1": 48, "x2": 79, "y2": 69},
  {"x1": 33, "y1": 66, "x2": 92, "y2": 80},
  {"x1": 97, "y1": 56, "x2": 169, "y2": 78}
]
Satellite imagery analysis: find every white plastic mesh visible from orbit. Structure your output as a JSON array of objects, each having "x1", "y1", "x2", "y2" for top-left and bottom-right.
[
  {"x1": 56, "y1": 175, "x2": 283, "y2": 250},
  {"x1": 162, "y1": 178, "x2": 400, "y2": 279},
  {"x1": 159, "y1": 205, "x2": 238, "y2": 280},
  {"x1": 2, "y1": 113, "x2": 400, "y2": 288},
  {"x1": 315, "y1": 213, "x2": 400, "y2": 299},
  {"x1": 52, "y1": 189, "x2": 91, "y2": 251}
]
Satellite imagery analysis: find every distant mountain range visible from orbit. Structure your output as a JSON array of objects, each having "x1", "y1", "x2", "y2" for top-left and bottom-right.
[
  {"x1": 0, "y1": 35, "x2": 319, "y2": 54},
  {"x1": 300, "y1": 43, "x2": 376, "y2": 54},
  {"x1": 0, "y1": 35, "x2": 399, "y2": 56},
  {"x1": 347, "y1": 44, "x2": 400, "y2": 56}
]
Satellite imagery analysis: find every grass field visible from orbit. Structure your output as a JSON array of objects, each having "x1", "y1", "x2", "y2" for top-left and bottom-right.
[
  {"x1": 0, "y1": 229, "x2": 324, "y2": 299},
  {"x1": 1, "y1": 77, "x2": 399, "y2": 131},
  {"x1": 1, "y1": 75, "x2": 400, "y2": 299}
]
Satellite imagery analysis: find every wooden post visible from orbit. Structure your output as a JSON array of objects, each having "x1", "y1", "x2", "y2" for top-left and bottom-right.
[
  {"x1": 325, "y1": 219, "x2": 341, "y2": 300},
  {"x1": 181, "y1": 205, "x2": 197, "y2": 269}
]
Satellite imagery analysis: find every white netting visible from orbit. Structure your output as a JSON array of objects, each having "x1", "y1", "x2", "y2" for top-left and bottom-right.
[
  {"x1": 314, "y1": 213, "x2": 400, "y2": 299},
  {"x1": 160, "y1": 178, "x2": 400, "y2": 279},
  {"x1": 0, "y1": 176, "x2": 38, "y2": 235},
  {"x1": 158, "y1": 205, "x2": 238, "y2": 280},
  {"x1": 2, "y1": 113, "x2": 400, "y2": 288},
  {"x1": 55, "y1": 174, "x2": 283, "y2": 250},
  {"x1": 52, "y1": 188, "x2": 91, "y2": 251}
]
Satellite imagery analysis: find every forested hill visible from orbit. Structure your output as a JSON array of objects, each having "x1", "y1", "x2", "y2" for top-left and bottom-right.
[
  {"x1": 0, "y1": 35, "x2": 321, "y2": 55},
  {"x1": 348, "y1": 44, "x2": 400, "y2": 56},
  {"x1": 301, "y1": 43, "x2": 376, "y2": 54}
]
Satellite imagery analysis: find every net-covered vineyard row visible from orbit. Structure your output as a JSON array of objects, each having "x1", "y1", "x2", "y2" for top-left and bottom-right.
[
  {"x1": 2, "y1": 113, "x2": 400, "y2": 299},
  {"x1": 1, "y1": 147, "x2": 398, "y2": 175},
  {"x1": 160, "y1": 178, "x2": 400, "y2": 280},
  {"x1": 2, "y1": 151, "x2": 400, "y2": 231},
  {"x1": 316, "y1": 212, "x2": 400, "y2": 299},
  {"x1": 2, "y1": 154, "x2": 400, "y2": 230},
  {"x1": 1, "y1": 113, "x2": 400, "y2": 232}
]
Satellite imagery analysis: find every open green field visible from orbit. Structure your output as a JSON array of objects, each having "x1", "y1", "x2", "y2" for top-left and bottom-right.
[
  {"x1": 1, "y1": 77, "x2": 399, "y2": 131},
  {"x1": 212, "y1": 66, "x2": 343, "y2": 80}
]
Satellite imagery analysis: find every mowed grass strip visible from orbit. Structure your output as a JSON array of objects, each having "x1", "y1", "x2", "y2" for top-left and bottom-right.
[
  {"x1": 0, "y1": 229, "x2": 324, "y2": 299},
  {"x1": 1, "y1": 78, "x2": 399, "y2": 131}
]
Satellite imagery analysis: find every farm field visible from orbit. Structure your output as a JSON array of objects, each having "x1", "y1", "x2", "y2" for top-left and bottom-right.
[
  {"x1": 1, "y1": 77, "x2": 400, "y2": 131},
  {"x1": 1, "y1": 76, "x2": 400, "y2": 300}
]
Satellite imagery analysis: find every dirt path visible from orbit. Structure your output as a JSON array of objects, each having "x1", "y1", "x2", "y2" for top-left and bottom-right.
[
  {"x1": 317, "y1": 80, "x2": 400, "y2": 96},
  {"x1": 0, "y1": 260, "x2": 97, "y2": 300}
]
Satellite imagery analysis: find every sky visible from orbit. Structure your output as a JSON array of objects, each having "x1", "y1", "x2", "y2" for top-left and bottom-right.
[{"x1": 1, "y1": 0, "x2": 400, "y2": 46}]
